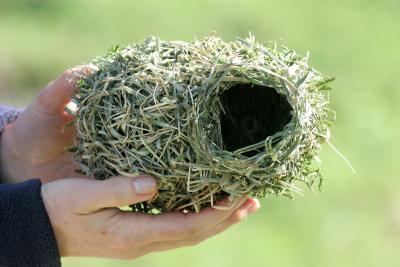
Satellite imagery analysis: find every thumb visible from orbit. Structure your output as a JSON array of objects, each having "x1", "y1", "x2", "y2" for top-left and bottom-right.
[
  {"x1": 34, "y1": 66, "x2": 88, "y2": 115},
  {"x1": 71, "y1": 175, "x2": 157, "y2": 214}
]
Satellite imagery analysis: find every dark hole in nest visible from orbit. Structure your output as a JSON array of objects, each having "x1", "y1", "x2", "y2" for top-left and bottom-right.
[{"x1": 220, "y1": 84, "x2": 293, "y2": 157}]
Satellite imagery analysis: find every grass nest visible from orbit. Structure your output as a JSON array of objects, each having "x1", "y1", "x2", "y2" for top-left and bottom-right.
[{"x1": 68, "y1": 34, "x2": 334, "y2": 213}]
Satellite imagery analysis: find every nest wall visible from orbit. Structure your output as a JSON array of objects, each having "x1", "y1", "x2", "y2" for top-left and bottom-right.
[{"x1": 71, "y1": 35, "x2": 334, "y2": 213}]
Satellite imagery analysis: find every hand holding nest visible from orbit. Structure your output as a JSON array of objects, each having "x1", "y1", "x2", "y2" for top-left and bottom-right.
[
  {"x1": 0, "y1": 67, "x2": 85, "y2": 183},
  {"x1": 42, "y1": 175, "x2": 259, "y2": 258},
  {"x1": 0, "y1": 68, "x2": 260, "y2": 259}
]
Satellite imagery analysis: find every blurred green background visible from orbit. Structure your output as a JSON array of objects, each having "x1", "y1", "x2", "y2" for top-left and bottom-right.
[{"x1": 1, "y1": 0, "x2": 399, "y2": 266}]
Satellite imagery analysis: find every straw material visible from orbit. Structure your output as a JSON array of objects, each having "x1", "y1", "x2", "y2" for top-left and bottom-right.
[{"x1": 68, "y1": 34, "x2": 334, "y2": 213}]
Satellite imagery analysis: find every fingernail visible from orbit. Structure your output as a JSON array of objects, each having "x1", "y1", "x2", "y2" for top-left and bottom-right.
[{"x1": 132, "y1": 176, "x2": 156, "y2": 195}]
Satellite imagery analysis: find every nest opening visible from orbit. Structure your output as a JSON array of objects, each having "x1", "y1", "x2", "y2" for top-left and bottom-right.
[{"x1": 220, "y1": 84, "x2": 293, "y2": 156}]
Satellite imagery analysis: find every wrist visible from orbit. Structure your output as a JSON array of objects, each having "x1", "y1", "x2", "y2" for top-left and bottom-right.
[
  {"x1": 40, "y1": 184, "x2": 65, "y2": 256},
  {"x1": 0, "y1": 123, "x2": 25, "y2": 182}
]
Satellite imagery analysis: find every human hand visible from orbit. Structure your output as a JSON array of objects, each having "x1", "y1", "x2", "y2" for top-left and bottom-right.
[
  {"x1": 0, "y1": 67, "x2": 86, "y2": 183},
  {"x1": 41, "y1": 175, "x2": 260, "y2": 259}
]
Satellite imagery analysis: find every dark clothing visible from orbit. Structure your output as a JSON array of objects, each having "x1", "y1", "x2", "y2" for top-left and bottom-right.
[
  {"x1": 0, "y1": 180, "x2": 61, "y2": 266},
  {"x1": 0, "y1": 105, "x2": 61, "y2": 267}
]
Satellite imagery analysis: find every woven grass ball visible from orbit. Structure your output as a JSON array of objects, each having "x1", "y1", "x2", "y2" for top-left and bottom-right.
[{"x1": 70, "y1": 35, "x2": 334, "y2": 213}]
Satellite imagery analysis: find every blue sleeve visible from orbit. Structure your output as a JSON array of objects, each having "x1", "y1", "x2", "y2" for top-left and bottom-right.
[{"x1": 0, "y1": 179, "x2": 61, "y2": 267}]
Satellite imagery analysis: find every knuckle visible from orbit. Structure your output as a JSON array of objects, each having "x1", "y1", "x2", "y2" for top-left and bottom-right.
[
  {"x1": 179, "y1": 214, "x2": 200, "y2": 238},
  {"x1": 231, "y1": 210, "x2": 247, "y2": 222},
  {"x1": 184, "y1": 227, "x2": 197, "y2": 238},
  {"x1": 112, "y1": 235, "x2": 137, "y2": 250},
  {"x1": 107, "y1": 178, "x2": 126, "y2": 205},
  {"x1": 35, "y1": 86, "x2": 52, "y2": 109},
  {"x1": 122, "y1": 236, "x2": 138, "y2": 248},
  {"x1": 181, "y1": 224, "x2": 198, "y2": 239},
  {"x1": 60, "y1": 69, "x2": 74, "y2": 80},
  {"x1": 54, "y1": 68, "x2": 79, "y2": 89},
  {"x1": 37, "y1": 86, "x2": 49, "y2": 99},
  {"x1": 186, "y1": 235, "x2": 202, "y2": 246},
  {"x1": 114, "y1": 251, "x2": 136, "y2": 260}
]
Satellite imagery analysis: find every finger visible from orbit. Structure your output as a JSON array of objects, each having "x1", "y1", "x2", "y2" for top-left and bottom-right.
[
  {"x1": 35, "y1": 66, "x2": 88, "y2": 115},
  {"x1": 131, "y1": 198, "x2": 260, "y2": 257},
  {"x1": 129, "y1": 195, "x2": 248, "y2": 244},
  {"x1": 69, "y1": 175, "x2": 157, "y2": 214}
]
